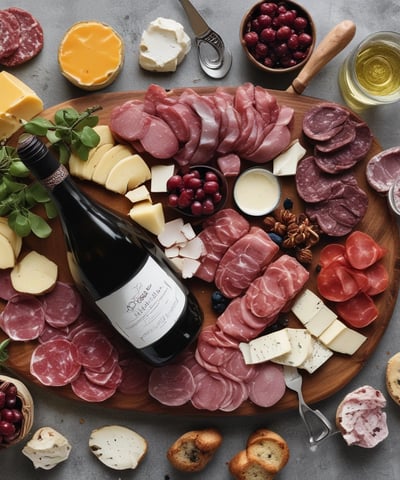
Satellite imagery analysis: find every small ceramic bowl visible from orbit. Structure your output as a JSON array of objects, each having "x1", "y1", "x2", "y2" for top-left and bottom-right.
[
  {"x1": 240, "y1": 0, "x2": 316, "y2": 74},
  {"x1": 233, "y1": 167, "x2": 281, "y2": 216},
  {"x1": 167, "y1": 165, "x2": 228, "y2": 218}
]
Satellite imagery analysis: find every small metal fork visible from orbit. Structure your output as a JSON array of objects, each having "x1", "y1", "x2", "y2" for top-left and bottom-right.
[{"x1": 283, "y1": 366, "x2": 339, "y2": 450}]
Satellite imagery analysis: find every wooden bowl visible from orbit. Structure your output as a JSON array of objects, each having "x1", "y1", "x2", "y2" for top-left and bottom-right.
[
  {"x1": 240, "y1": 0, "x2": 316, "y2": 74},
  {"x1": 0, "y1": 375, "x2": 34, "y2": 448}
]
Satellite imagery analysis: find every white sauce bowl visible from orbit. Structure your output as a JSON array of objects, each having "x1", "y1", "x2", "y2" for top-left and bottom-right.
[{"x1": 233, "y1": 168, "x2": 281, "y2": 216}]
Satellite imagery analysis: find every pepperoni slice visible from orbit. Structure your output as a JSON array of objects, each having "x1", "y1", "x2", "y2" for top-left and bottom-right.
[
  {"x1": 72, "y1": 328, "x2": 114, "y2": 369},
  {"x1": 43, "y1": 282, "x2": 82, "y2": 328},
  {"x1": 30, "y1": 338, "x2": 81, "y2": 386},
  {"x1": 148, "y1": 364, "x2": 195, "y2": 407},
  {"x1": 71, "y1": 371, "x2": 116, "y2": 402},
  {"x1": 336, "y1": 292, "x2": 378, "y2": 328},
  {"x1": 345, "y1": 231, "x2": 386, "y2": 270},
  {"x1": 319, "y1": 244, "x2": 347, "y2": 268},
  {"x1": 1, "y1": 294, "x2": 45, "y2": 341},
  {"x1": 317, "y1": 261, "x2": 360, "y2": 302}
]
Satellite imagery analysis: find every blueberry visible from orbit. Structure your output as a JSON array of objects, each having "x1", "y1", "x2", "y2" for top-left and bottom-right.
[
  {"x1": 283, "y1": 197, "x2": 293, "y2": 209},
  {"x1": 268, "y1": 232, "x2": 283, "y2": 245}
]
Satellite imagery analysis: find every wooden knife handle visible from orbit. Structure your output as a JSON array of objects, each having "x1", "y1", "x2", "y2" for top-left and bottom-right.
[{"x1": 288, "y1": 20, "x2": 356, "y2": 95}]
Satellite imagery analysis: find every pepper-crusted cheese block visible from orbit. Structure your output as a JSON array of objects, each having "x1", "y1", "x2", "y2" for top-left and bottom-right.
[
  {"x1": 0, "y1": 71, "x2": 43, "y2": 141},
  {"x1": 58, "y1": 21, "x2": 124, "y2": 90}
]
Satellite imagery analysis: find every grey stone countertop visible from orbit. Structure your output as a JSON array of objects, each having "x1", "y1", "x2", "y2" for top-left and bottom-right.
[{"x1": 1, "y1": 0, "x2": 400, "y2": 479}]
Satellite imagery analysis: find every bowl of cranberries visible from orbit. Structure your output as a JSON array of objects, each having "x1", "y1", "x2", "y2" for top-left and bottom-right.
[
  {"x1": 240, "y1": 0, "x2": 315, "y2": 73},
  {"x1": 166, "y1": 165, "x2": 227, "y2": 218},
  {"x1": 0, "y1": 375, "x2": 34, "y2": 447}
]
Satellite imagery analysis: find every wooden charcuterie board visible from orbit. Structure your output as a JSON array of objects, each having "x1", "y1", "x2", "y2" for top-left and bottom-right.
[{"x1": 2, "y1": 87, "x2": 400, "y2": 415}]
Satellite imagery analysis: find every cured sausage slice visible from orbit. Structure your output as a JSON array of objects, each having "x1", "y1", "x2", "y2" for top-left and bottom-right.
[
  {"x1": 317, "y1": 261, "x2": 361, "y2": 302},
  {"x1": 315, "y1": 120, "x2": 356, "y2": 153},
  {"x1": 148, "y1": 364, "x2": 195, "y2": 406},
  {"x1": 42, "y1": 282, "x2": 82, "y2": 328},
  {"x1": 0, "y1": 10, "x2": 20, "y2": 60},
  {"x1": 336, "y1": 292, "x2": 378, "y2": 328},
  {"x1": 1, "y1": 8, "x2": 43, "y2": 66},
  {"x1": 303, "y1": 103, "x2": 349, "y2": 142},
  {"x1": 363, "y1": 262, "x2": 389, "y2": 296},
  {"x1": 30, "y1": 338, "x2": 81, "y2": 387},
  {"x1": 71, "y1": 371, "x2": 116, "y2": 402},
  {"x1": 319, "y1": 243, "x2": 347, "y2": 268},
  {"x1": 0, "y1": 269, "x2": 18, "y2": 301},
  {"x1": 0, "y1": 294, "x2": 45, "y2": 341},
  {"x1": 366, "y1": 146, "x2": 400, "y2": 193},
  {"x1": 190, "y1": 369, "x2": 230, "y2": 411},
  {"x1": 118, "y1": 358, "x2": 152, "y2": 395},
  {"x1": 72, "y1": 328, "x2": 114, "y2": 369},
  {"x1": 345, "y1": 231, "x2": 386, "y2": 270}
]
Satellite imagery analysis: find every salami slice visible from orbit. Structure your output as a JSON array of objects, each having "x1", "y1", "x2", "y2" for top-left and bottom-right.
[
  {"x1": 43, "y1": 282, "x2": 82, "y2": 328},
  {"x1": 336, "y1": 291, "x2": 378, "y2": 328},
  {"x1": 363, "y1": 262, "x2": 389, "y2": 296},
  {"x1": 84, "y1": 362, "x2": 123, "y2": 388},
  {"x1": 0, "y1": 294, "x2": 45, "y2": 341},
  {"x1": 0, "y1": 269, "x2": 18, "y2": 301},
  {"x1": 317, "y1": 261, "x2": 360, "y2": 302},
  {"x1": 30, "y1": 338, "x2": 81, "y2": 386},
  {"x1": 303, "y1": 103, "x2": 349, "y2": 142},
  {"x1": 345, "y1": 231, "x2": 386, "y2": 270},
  {"x1": 72, "y1": 328, "x2": 114, "y2": 369},
  {"x1": 190, "y1": 369, "x2": 229, "y2": 411},
  {"x1": 148, "y1": 364, "x2": 195, "y2": 406},
  {"x1": 0, "y1": 10, "x2": 21, "y2": 60},
  {"x1": 117, "y1": 357, "x2": 152, "y2": 395},
  {"x1": 71, "y1": 371, "x2": 116, "y2": 402},
  {"x1": 0, "y1": 8, "x2": 43, "y2": 66},
  {"x1": 315, "y1": 119, "x2": 357, "y2": 153}
]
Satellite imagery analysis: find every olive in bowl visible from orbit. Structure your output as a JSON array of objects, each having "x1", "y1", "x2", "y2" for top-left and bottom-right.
[
  {"x1": 240, "y1": 0, "x2": 315, "y2": 73},
  {"x1": 166, "y1": 166, "x2": 227, "y2": 217}
]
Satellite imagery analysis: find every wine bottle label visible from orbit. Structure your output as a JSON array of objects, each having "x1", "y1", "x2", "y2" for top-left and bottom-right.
[
  {"x1": 96, "y1": 256, "x2": 186, "y2": 349},
  {"x1": 42, "y1": 164, "x2": 69, "y2": 190}
]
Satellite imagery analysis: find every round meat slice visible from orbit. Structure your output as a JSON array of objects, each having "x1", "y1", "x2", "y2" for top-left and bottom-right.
[
  {"x1": 0, "y1": 269, "x2": 18, "y2": 301},
  {"x1": 246, "y1": 362, "x2": 285, "y2": 408},
  {"x1": 1, "y1": 8, "x2": 43, "y2": 66},
  {"x1": 315, "y1": 119, "x2": 357, "y2": 153},
  {"x1": 117, "y1": 357, "x2": 152, "y2": 395},
  {"x1": 303, "y1": 103, "x2": 349, "y2": 142},
  {"x1": 43, "y1": 282, "x2": 82, "y2": 328},
  {"x1": 363, "y1": 262, "x2": 389, "y2": 296},
  {"x1": 84, "y1": 362, "x2": 123, "y2": 388},
  {"x1": 306, "y1": 184, "x2": 368, "y2": 237},
  {"x1": 366, "y1": 146, "x2": 400, "y2": 193},
  {"x1": 317, "y1": 261, "x2": 361, "y2": 302},
  {"x1": 318, "y1": 243, "x2": 347, "y2": 268},
  {"x1": 71, "y1": 371, "x2": 116, "y2": 402},
  {"x1": 30, "y1": 338, "x2": 81, "y2": 386},
  {"x1": 0, "y1": 10, "x2": 21, "y2": 60},
  {"x1": 314, "y1": 122, "x2": 372, "y2": 174},
  {"x1": 336, "y1": 291, "x2": 378, "y2": 328},
  {"x1": 148, "y1": 364, "x2": 195, "y2": 406},
  {"x1": 1, "y1": 294, "x2": 45, "y2": 341},
  {"x1": 345, "y1": 231, "x2": 386, "y2": 270},
  {"x1": 296, "y1": 156, "x2": 357, "y2": 203},
  {"x1": 190, "y1": 369, "x2": 229, "y2": 411},
  {"x1": 72, "y1": 328, "x2": 114, "y2": 369}
]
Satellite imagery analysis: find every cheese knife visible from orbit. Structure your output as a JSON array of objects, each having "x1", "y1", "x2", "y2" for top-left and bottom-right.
[{"x1": 178, "y1": 0, "x2": 232, "y2": 79}]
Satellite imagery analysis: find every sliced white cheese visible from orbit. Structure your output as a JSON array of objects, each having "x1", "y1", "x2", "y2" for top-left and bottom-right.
[
  {"x1": 93, "y1": 125, "x2": 115, "y2": 146},
  {"x1": 89, "y1": 425, "x2": 147, "y2": 471},
  {"x1": 273, "y1": 140, "x2": 306, "y2": 176},
  {"x1": 180, "y1": 222, "x2": 196, "y2": 241},
  {"x1": 291, "y1": 289, "x2": 325, "y2": 325},
  {"x1": 150, "y1": 164, "x2": 175, "y2": 192},
  {"x1": 272, "y1": 328, "x2": 313, "y2": 367},
  {"x1": 321, "y1": 321, "x2": 367, "y2": 355},
  {"x1": 305, "y1": 305, "x2": 337, "y2": 338},
  {"x1": 22, "y1": 427, "x2": 71, "y2": 470},
  {"x1": 318, "y1": 319, "x2": 347, "y2": 346},
  {"x1": 165, "y1": 246, "x2": 180, "y2": 258},
  {"x1": 240, "y1": 329, "x2": 291, "y2": 365},
  {"x1": 298, "y1": 337, "x2": 334, "y2": 374},
  {"x1": 125, "y1": 185, "x2": 151, "y2": 204},
  {"x1": 178, "y1": 236, "x2": 204, "y2": 260},
  {"x1": 181, "y1": 257, "x2": 201, "y2": 279},
  {"x1": 157, "y1": 218, "x2": 186, "y2": 247},
  {"x1": 80, "y1": 143, "x2": 114, "y2": 180},
  {"x1": 0, "y1": 217, "x2": 22, "y2": 259},
  {"x1": 105, "y1": 154, "x2": 151, "y2": 194},
  {"x1": 0, "y1": 234, "x2": 16, "y2": 269}
]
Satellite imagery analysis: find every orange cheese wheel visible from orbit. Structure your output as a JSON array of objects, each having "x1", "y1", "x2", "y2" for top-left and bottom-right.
[{"x1": 58, "y1": 21, "x2": 124, "y2": 91}]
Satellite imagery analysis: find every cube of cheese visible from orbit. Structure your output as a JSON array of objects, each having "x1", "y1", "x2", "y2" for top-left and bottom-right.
[
  {"x1": 291, "y1": 289, "x2": 325, "y2": 325},
  {"x1": 305, "y1": 305, "x2": 337, "y2": 337},
  {"x1": 273, "y1": 140, "x2": 306, "y2": 176},
  {"x1": 125, "y1": 185, "x2": 151, "y2": 204},
  {"x1": 0, "y1": 71, "x2": 43, "y2": 140},
  {"x1": 150, "y1": 164, "x2": 175, "y2": 192},
  {"x1": 318, "y1": 319, "x2": 347, "y2": 346},
  {"x1": 129, "y1": 201, "x2": 165, "y2": 235}
]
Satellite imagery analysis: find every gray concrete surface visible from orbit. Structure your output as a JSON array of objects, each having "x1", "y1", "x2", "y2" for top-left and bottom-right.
[{"x1": 1, "y1": 0, "x2": 400, "y2": 479}]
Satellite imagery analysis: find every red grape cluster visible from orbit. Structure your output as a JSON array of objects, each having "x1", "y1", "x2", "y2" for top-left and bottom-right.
[
  {"x1": 0, "y1": 382, "x2": 23, "y2": 445},
  {"x1": 243, "y1": 1, "x2": 313, "y2": 69},
  {"x1": 167, "y1": 167, "x2": 225, "y2": 216}
]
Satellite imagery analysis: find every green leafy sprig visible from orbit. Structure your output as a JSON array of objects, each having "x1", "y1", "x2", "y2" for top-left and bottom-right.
[
  {"x1": 0, "y1": 338, "x2": 10, "y2": 364},
  {"x1": 23, "y1": 105, "x2": 102, "y2": 164},
  {"x1": 0, "y1": 106, "x2": 102, "y2": 238}
]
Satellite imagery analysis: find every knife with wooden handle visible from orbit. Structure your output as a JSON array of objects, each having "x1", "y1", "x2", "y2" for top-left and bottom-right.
[{"x1": 287, "y1": 20, "x2": 356, "y2": 95}]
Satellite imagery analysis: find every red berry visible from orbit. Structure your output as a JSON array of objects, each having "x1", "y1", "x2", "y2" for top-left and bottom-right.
[
  {"x1": 190, "y1": 201, "x2": 203, "y2": 216},
  {"x1": 203, "y1": 181, "x2": 220, "y2": 195},
  {"x1": 166, "y1": 175, "x2": 183, "y2": 192},
  {"x1": 298, "y1": 32, "x2": 312, "y2": 48},
  {"x1": 178, "y1": 189, "x2": 194, "y2": 209},
  {"x1": 0, "y1": 421, "x2": 16, "y2": 437},
  {"x1": 259, "y1": 27, "x2": 276, "y2": 43},
  {"x1": 258, "y1": 14, "x2": 272, "y2": 29},
  {"x1": 0, "y1": 392, "x2": 5, "y2": 410},
  {"x1": 276, "y1": 26, "x2": 292, "y2": 41},
  {"x1": 294, "y1": 16, "x2": 308, "y2": 32},
  {"x1": 202, "y1": 199, "x2": 215, "y2": 215},
  {"x1": 287, "y1": 34, "x2": 299, "y2": 50},
  {"x1": 244, "y1": 31, "x2": 258, "y2": 48},
  {"x1": 205, "y1": 171, "x2": 218, "y2": 182},
  {"x1": 195, "y1": 188, "x2": 206, "y2": 201},
  {"x1": 260, "y1": 2, "x2": 278, "y2": 16},
  {"x1": 168, "y1": 193, "x2": 179, "y2": 207}
]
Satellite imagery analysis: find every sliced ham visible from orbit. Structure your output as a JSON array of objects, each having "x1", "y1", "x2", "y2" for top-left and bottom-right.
[
  {"x1": 366, "y1": 146, "x2": 400, "y2": 193},
  {"x1": 0, "y1": 269, "x2": 17, "y2": 301},
  {"x1": 246, "y1": 362, "x2": 286, "y2": 408},
  {"x1": 109, "y1": 100, "x2": 151, "y2": 142},
  {"x1": 215, "y1": 226, "x2": 279, "y2": 298},
  {"x1": 139, "y1": 115, "x2": 180, "y2": 159},
  {"x1": 217, "y1": 153, "x2": 241, "y2": 176}
]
